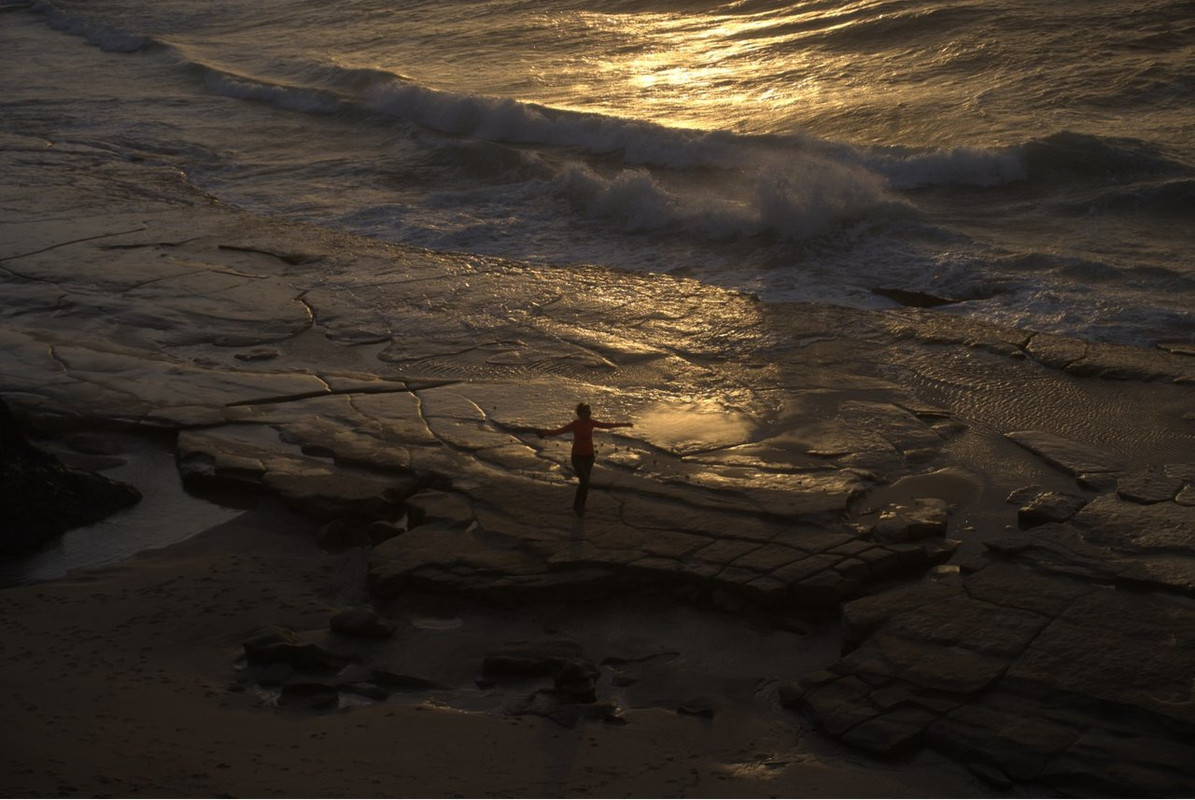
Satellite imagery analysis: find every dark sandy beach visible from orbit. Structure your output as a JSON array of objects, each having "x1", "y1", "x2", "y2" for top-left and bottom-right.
[{"x1": 2, "y1": 128, "x2": 1194, "y2": 797}]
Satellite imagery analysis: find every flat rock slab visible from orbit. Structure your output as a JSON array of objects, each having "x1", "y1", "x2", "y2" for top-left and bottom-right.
[
  {"x1": 1006, "y1": 431, "x2": 1124, "y2": 476},
  {"x1": 790, "y1": 483, "x2": 1195, "y2": 796},
  {"x1": 1071, "y1": 492, "x2": 1195, "y2": 555},
  {"x1": 789, "y1": 563, "x2": 1195, "y2": 795},
  {"x1": 367, "y1": 475, "x2": 957, "y2": 609},
  {"x1": 1010, "y1": 489, "x2": 1087, "y2": 527},
  {"x1": 1117, "y1": 466, "x2": 1184, "y2": 504}
]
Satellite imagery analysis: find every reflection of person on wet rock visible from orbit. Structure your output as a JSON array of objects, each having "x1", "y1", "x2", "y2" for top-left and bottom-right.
[{"x1": 538, "y1": 403, "x2": 633, "y2": 516}]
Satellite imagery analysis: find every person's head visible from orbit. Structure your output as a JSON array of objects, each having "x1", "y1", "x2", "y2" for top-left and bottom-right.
[{"x1": 575, "y1": 402, "x2": 591, "y2": 419}]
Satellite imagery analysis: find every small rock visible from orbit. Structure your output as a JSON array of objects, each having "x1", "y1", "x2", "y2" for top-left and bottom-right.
[
  {"x1": 1016, "y1": 491, "x2": 1087, "y2": 527},
  {"x1": 330, "y1": 607, "x2": 396, "y2": 639},
  {"x1": 873, "y1": 498, "x2": 948, "y2": 543},
  {"x1": 243, "y1": 629, "x2": 356, "y2": 673},
  {"x1": 235, "y1": 347, "x2": 281, "y2": 362},
  {"x1": 1164, "y1": 463, "x2": 1195, "y2": 483},
  {"x1": 841, "y1": 707, "x2": 936, "y2": 757},
  {"x1": 371, "y1": 669, "x2": 443, "y2": 691},
  {"x1": 1006, "y1": 485, "x2": 1048, "y2": 506},
  {"x1": 243, "y1": 626, "x2": 299, "y2": 660},
  {"x1": 586, "y1": 701, "x2": 626, "y2": 725},
  {"x1": 966, "y1": 762, "x2": 1014, "y2": 790},
  {"x1": 483, "y1": 641, "x2": 586, "y2": 678},
  {"x1": 1117, "y1": 468, "x2": 1182, "y2": 504},
  {"x1": 257, "y1": 662, "x2": 293, "y2": 687},
  {"x1": 777, "y1": 680, "x2": 811, "y2": 709},
  {"x1": 677, "y1": 698, "x2": 717, "y2": 719},
  {"x1": 405, "y1": 490, "x2": 476, "y2": 528},
  {"x1": 316, "y1": 519, "x2": 371, "y2": 550},
  {"x1": 554, "y1": 660, "x2": 600, "y2": 703},
  {"x1": 277, "y1": 681, "x2": 339, "y2": 709},
  {"x1": 366, "y1": 520, "x2": 404, "y2": 545},
  {"x1": 611, "y1": 672, "x2": 638, "y2": 688},
  {"x1": 337, "y1": 681, "x2": 390, "y2": 701},
  {"x1": 512, "y1": 694, "x2": 625, "y2": 728},
  {"x1": 1077, "y1": 472, "x2": 1119, "y2": 492}
]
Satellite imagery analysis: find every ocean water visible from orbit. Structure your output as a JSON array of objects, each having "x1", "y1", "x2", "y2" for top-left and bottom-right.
[{"x1": 3, "y1": 0, "x2": 1193, "y2": 345}]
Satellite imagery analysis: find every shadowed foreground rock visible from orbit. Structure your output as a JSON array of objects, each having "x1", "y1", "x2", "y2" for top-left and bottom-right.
[
  {"x1": 783, "y1": 479, "x2": 1195, "y2": 796},
  {"x1": 0, "y1": 399, "x2": 141, "y2": 555}
]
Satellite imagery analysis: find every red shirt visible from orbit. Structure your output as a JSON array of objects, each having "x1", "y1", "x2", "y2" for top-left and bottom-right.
[{"x1": 545, "y1": 418, "x2": 620, "y2": 456}]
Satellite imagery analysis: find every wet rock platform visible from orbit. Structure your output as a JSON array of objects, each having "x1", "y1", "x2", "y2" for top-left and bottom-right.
[{"x1": 2, "y1": 134, "x2": 1193, "y2": 796}]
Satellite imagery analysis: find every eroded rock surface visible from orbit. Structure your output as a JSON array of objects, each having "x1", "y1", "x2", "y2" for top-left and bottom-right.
[
  {"x1": 787, "y1": 478, "x2": 1195, "y2": 796},
  {"x1": 3, "y1": 140, "x2": 1193, "y2": 797}
]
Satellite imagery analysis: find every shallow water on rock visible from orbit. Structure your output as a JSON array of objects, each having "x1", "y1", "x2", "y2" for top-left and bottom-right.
[
  {"x1": 635, "y1": 399, "x2": 758, "y2": 456},
  {"x1": 0, "y1": 434, "x2": 245, "y2": 586}
]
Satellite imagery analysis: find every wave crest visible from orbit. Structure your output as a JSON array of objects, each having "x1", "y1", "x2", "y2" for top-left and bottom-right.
[
  {"x1": 866, "y1": 146, "x2": 1026, "y2": 189},
  {"x1": 1019, "y1": 131, "x2": 1190, "y2": 182},
  {"x1": 32, "y1": 1, "x2": 153, "y2": 53},
  {"x1": 203, "y1": 71, "x2": 344, "y2": 115},
  {"x1": 553, "y1": 152, "x2": 899, "y2": 242}
]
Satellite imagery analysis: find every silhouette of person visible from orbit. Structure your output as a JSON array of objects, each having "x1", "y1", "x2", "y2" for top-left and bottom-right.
[{"x1": 538, "y1": 403, "x2": 633, "y2": 515}]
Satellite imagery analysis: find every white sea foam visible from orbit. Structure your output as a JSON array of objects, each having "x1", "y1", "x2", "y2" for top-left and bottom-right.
[
  {"x1": 203, "y1": 71, "x2": 344, "y2": 115},
  {"x1": 865, "y1": 147, "x2": 1027, "y2": 189}
]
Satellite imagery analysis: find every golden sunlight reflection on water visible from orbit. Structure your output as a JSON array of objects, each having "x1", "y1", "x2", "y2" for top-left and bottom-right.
[
  {"x1": 636, "y1": 399, "x2": 756, "y2": 454},
  {"x1": 558, "y1": 10, "x2": 825, "y2": 131}
]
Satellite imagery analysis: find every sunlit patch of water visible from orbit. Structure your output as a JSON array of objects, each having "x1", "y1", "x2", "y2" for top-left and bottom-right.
[{"x1": 634, "y1": 399, "x2": 757, "y2": 455}]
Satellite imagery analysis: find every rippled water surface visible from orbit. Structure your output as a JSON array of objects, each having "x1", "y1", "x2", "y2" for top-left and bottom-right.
[{"x1": 3, "y1": 0, "x2": 1193, "y2": 344}]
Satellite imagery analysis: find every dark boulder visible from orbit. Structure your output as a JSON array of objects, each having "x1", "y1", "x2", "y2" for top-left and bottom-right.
[
  {"x1": 370, "y1": 669, "x2": 443, "y2": 691},
  {"x1": 337, "y1": 681, "x2": 390, "y2": 701},
  {"x1": 243, "y1": 626, "x2": 356, "y2": 673},
  {"x1": 484, "y1": 641, "x2": 600, "y2": 703},
  {"x1": 0, "y1": 400, "x2": 141, "y2": 556},
  {"x1": 277, "y1": 681, "x2": 339, "y2": 709},
  {"x1": 553, "y1": 660, "x2": 600, "y2": 703},
  {"x1": 677, "y1": 697, "x2": 718, "y2": 719},
  {"x1": 329, "y1": 606, "x2": 396, "y2": 639},
  {"x1": 482, "y1": 641, "x2": 587, "y2": 678}
]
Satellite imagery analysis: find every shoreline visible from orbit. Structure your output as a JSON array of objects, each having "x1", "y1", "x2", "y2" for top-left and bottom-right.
[{"x1": 1, "y1": 133, "x2": 1193, "y2": 797}]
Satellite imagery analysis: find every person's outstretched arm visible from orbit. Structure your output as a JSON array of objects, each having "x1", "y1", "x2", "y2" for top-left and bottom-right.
[
  {"x1": 538, "y1": 422, "x2": 573, "y2": 438},
  {"x1": 592, "y1": 420, "x2": 633, "y2": 429}
]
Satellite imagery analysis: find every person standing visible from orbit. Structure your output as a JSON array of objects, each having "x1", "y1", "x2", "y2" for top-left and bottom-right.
[{"x1": 538, "y1": 403, "x2": 633, "y2": 515}]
